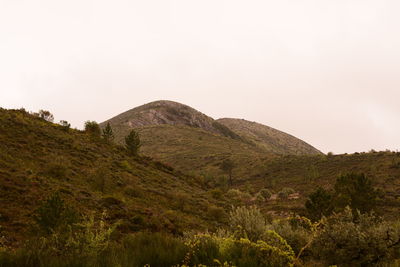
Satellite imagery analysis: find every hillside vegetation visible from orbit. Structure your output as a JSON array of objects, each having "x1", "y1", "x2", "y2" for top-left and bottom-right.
[{"x1": 0, "y1": 108, "x2": 229, "y2": 246}]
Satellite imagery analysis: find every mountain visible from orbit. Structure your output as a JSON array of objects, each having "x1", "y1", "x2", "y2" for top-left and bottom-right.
[
  {"x1": 102, "y1": 100, "x2": 241, "y2": 140},
  {"x1": 101, "y1": 100, "x2": 321, "y2": 178},
  {"x1": 217, "y1": 118, "x2": 321, "y2": 155}
]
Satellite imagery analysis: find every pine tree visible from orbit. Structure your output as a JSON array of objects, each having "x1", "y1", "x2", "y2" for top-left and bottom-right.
[
  {"x1": 125, "y1": 129, "x2": 141, "y2": 156},
  {"x1": 102, "y1": 122, "x2": 114, "y2": 142}
]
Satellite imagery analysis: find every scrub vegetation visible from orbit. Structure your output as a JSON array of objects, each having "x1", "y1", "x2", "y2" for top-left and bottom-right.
[{"x1": 1, "y1": 106, "x2": 400, "y2": 266}]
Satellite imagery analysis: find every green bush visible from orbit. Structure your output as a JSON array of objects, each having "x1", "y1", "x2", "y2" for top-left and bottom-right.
[
  {"x1": 266, "y1": 218, "x2": 312, "y2": 255},
  {"x1": 278, "y1": 187, "x2": 295, "y2": 200},
  {"x1": 259, "y1": 189, "x2": 272, "y2": 199},
  {"x1": 84, "y1": 121, "x2": 101, "y2": 137},
  {"x1": 228, "y1": 206, "x2": 266, "y2": 241},
  {"x1": 121, "y1": 232, "x2": 187, "y2": 267},
  {"x1": 33, "y1": 192, "x2": 78, "y2": 234},
  {"x1": 311, "y1": 207, "x2": 400, "y2": 266},
  {"x1": 186, "y1": 234, "x2": 295, "y2": 267}
]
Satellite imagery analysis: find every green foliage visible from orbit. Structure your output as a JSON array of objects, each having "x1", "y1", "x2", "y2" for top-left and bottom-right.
[
  {"x1": 102, "y1": 122, "x2": 114, "y2": 143},
  {"x1": 207, "y1": 205, "x2": 227, "y2": 222},
  {"x1": 225, "y1": 189, "x2": 252, "y2": 205},
  {"x1": 334, "y1": 173, "x2": 379, "y2": 213},
  {"x1": 59, "y1": 120, "x2": 70, "y2": 131},
  {"x1": 185, "y1": 234, "x2": 295, "y2": 267},
  {"x1": 38, "y1": 110, "x2": 54, "y2": 122},
  {"x1": 220, "y1": 159, "x2": 235, "y2": 186},
  {"x1": 266, "y1": 217, "x2": 313, "y2": 255},
  {"x1": 210, "y1": 188, "x2": 224, "y2": 200},
  {"x1": 312, "y1": 207, "x2": 400, "y2": 266},
  {"x1": 84, "y1": 121, "x2": 101, "y2": 137},
  {"x1": 228, "y1": 206, "x2": 266, "y2": 241},
  {"x1": 124, "y1": 129, "x2": 141, "y2": 156},
  {"x1": 33, "y1": 192, "x2": 78, "y2": 234},
  {"x1": 278, "y1": 187, "x2": 295, "y2": 200},
  {"x1": 305, "y1": 187, "x2": 333, "y2": 221},
  {"x1": 122, "y1": 232, "x2": 187, "y2": 267},
  {"x1": 259, "y1": 188, "x2": 272, "y2": 199}
]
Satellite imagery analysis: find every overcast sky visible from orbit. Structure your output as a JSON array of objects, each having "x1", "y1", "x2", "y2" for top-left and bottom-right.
[{"x1": 1, "y1": 0, "x2": 400, "y2": 154}]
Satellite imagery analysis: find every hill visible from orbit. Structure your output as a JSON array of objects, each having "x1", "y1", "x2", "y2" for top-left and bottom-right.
[
  {"x1": 102, "y1": 100, "x2": 241, "y2": 140},
  {"x1": 241, "y1": 152, "x2": 400, "y2": 219},
  {"x1": 0, "y1": 108, "x2": 229, "y2": 246},
  {"x1": 101, "y1": 100, "x2": 322, "y2": 178},
  {"x1": 217, "y1": 118, "x2": 321, "y2": 155}
]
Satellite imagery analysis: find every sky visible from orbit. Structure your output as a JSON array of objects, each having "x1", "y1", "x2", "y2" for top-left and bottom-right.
[{"x1": 1, "y1": 0, "x2": 400, "y2": 154}]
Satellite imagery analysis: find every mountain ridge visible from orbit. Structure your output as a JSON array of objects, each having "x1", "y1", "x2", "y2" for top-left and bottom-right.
[{"x1": 101, "y1": 100, "x2": 322, "y2": 156}]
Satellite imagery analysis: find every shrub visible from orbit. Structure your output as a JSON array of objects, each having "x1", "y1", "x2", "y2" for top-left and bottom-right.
[
  {"x1": 186, "y1": 234, "x2": 295, "y2": 267},
  {"x1": 259, "y1": 188, "x2": 272, "y2": 199},
  {"x1": 334, "y1": 173, "x2": 379, "y2": 213},
  {"x1": 228, "y1": 206, "x2": 266, "y2": 241},
  {"x1": 266, "y1": 218, "x2": 312, "y2": 255},
  {"x1": 210, "y1": 188, "x2": 224, "y2": 200},
  {"x1": 122, "y1": 232, "x2": 187, "y2": 267},
  {"x1": 305, "y1": 187, "x2": 333, "y2": 221},
  {"x1": 255, "y1": 193, "x2": 265, "y2": 202},
  {"x1": 207, "y1": 205, "x2": 227, "y2": 222},
  {"x1": 226, "y1": 189, "x2": 251, "y2": 203},
  {"x1": 59, "y1": 120, "x2": 70, "y2": 131},
  {"x1": 278, "y1": 187, "x2": 295, "y2": 200},
  {"x1": 33, "y1": 192, "x2": 78, "y2": 234},
  {"x1": 84, "y1": 121, "x2": 101, "y2": 137},
  {"x1": 38, "y1": 110, "x2": 54, "y2": 122},
  {"x1": 311, "y1": 207, "x2": 400, "y2": 266}
]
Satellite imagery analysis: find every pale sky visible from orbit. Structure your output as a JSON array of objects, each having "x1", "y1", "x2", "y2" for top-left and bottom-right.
[{"x1": 1, "y1": 0, "x2": 400, "y2": 154}]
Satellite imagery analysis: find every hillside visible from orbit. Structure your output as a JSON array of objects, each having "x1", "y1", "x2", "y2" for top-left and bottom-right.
[
  {"x1": 242, "y1": 152, "x2": 400, "y2": 219},
  {"x1": 102, "y1": 100, "x2": 241, "y2": 140},
  {"x1": 217, "y1": 118, "x2": 321, "y2": 155},
  {"x1": 101, "y1": 100, "x2": 322, "y2": 178},
  {"x1": 0, "y1": 108, "x2": 230, "y2": 246}
]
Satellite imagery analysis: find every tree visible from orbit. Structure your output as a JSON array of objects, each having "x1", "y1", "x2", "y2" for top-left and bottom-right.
[
  {"x1": 125, "y1": 129, "x2": 141, "y2": 156},
  {"x1": 59, "y1": 120, "x2": 71, "y2": 131},
  {"x1": 220, "y1": 159, "x2": 235, "y2": 186},
  {"x1": 84, "y1": 121, "x2": 101, "y2": 137},
  {"x1": 334, "y1": 173, "x2": 378, "y2": 213},
  {"x1": 34, "y1": 192, "x2": 78, "y2": 234},
  {"x1": 102, "y1": 122, "x2": 114, "y2": 142},
  {"x1": 305, "y1": 187, "x2": 333, "y2": 221},
  {"x1": 38, "y1": 110, "x2": 54, "y2": 122}
]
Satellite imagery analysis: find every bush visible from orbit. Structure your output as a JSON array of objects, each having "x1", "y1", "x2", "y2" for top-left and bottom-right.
[
  {"x1": 210, "y1": 188, "x2": 224, "y2": 200},
  {"x1": 34, "y1": 192, "x2": 78, "y2": 234},
  {"x1": 229, "y1": 206, "x2": 266, "y2": 241},
  {"x1": 38, "y1": 110, "x2": 54, "y2": 122},
  {"x1": 278, "y1": 187, "x2": 295, "y2": 200},
  {"x1": 207, "y1": 205, "x2": 227, "y2": 222},
  {"x1": 122, "y1": 232, "x2": 187, "y2": 267},
  {"x1": 305, "y1": 187, "x2": 333, "y2": 221},
  {"x1": 84, "y1": 121, "x2": 101, "y2": 137},
  {"x1": 311, "y1": 207, "x2": 400, "y2": 266},
  {"x1": 186, "y1": 234, "x2": 295, "y2": 267},
  {"x1": 259, "y1": 189, "x2": 272, "y2": 199},
  {"x1": 266, "y1": 218, "x2": 312, "y2": 255},
  {"x1": 334, "y1": 173, "x2": 379, "y2": 213},
  {"x1": 226, "y1": 189, "x2": 251, "y2": 204}
]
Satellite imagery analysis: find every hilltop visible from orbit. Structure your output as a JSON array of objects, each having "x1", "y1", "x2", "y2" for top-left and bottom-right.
[{"x1": 101, "y1": 100, "x2": 321, "y2": 178}]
